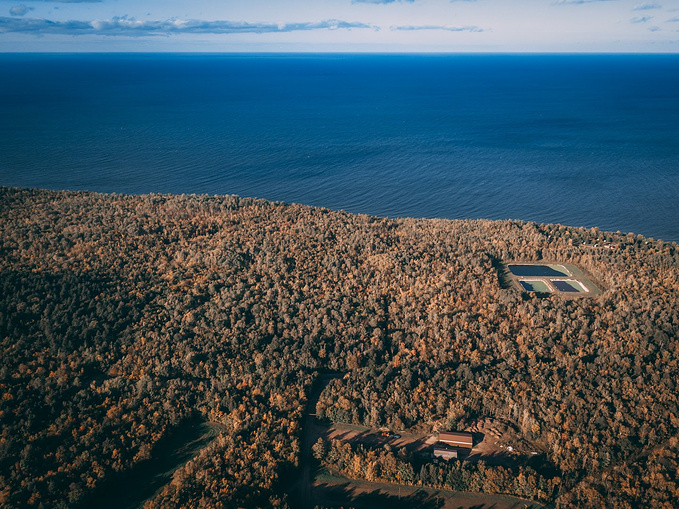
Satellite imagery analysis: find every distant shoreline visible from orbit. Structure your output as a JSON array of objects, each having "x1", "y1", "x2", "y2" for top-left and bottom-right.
[
  {"x1": 2, "y1": 185, "x2": 677, "y2": 247},
  {"x1": 2, "y1": 53, "x2": 677, "y2": 242},
  {"x1": 2, "y1": 185, "x2": 677, "y2": 245}
]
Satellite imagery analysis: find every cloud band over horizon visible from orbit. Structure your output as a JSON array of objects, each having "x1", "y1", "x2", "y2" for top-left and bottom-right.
[
  {"x1": 0, "y1": 16, "x2": 375, "y2": 36},
  {"x1": 0, "y1": 0, "x2": 676, "y2": 53},
  {"x1": 392, "y1": 24, "x2": 484, "y2": 32}
]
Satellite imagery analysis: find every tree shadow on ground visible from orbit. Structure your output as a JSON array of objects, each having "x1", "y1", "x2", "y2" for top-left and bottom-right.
[
  {"x1": 311, "y1": 481, "x2": 523, "y2": 509},
  {"x1": 313, "y1": 481, "x2": 443, "y2": 509},
  {"x1": 80, "y1": 418, "x2": 224, "y2": 509}
]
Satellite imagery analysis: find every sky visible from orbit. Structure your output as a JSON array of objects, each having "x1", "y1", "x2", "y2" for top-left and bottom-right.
[{"x1": 0, "y1": 0, "x2": 678, "y2": 52}]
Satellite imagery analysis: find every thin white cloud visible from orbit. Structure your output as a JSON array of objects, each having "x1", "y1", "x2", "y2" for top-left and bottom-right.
[
  {"x1": 631, "y1": 16, "x2": 653, "y2": 22},
  {"x1": 9, "y1": 4, "x2": 32, "y2": 16},
  {"x1": 0, "y1": 16, "x2": 375, "y2": 35},
  {"x1": 632, "y1": 3, "x2": 661, "y2": 10},
  {"x1": 391, "y1": 24, "x2": 484, "y2": 32},
  {"x1": 647, "y1": 25, "x2": 661, "y2": 30}
]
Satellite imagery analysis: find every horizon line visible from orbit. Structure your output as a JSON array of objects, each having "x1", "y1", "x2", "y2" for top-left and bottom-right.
[{"x1": 2, "y1": 50, "x2": 679, "y2": 55}]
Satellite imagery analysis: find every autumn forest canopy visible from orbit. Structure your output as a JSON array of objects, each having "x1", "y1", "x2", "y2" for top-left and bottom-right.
[{"x1": 1, "y1": 187, "x2": 678, "y2": 508}]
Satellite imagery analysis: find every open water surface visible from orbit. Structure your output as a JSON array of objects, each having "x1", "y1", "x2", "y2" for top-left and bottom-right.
[{"x1": 1, "y1": 53, "x2": 678, "y2": 242}]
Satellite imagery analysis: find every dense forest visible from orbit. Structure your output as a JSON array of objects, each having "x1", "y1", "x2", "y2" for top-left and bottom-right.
[{"x1": 0, "y1": 187, "x2": 678, "y2": 508}]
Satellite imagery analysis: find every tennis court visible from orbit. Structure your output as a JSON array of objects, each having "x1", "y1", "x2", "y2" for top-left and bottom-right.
[
  {"x1": 508, "y1": 264, "x2": 570, "y2": 278},
  {"x1": 519, "y1": 280, "x2": 552, "y2": 293},
  {"x1": 505, "y1": 262, "x2": 600, "y2": 297},
  {"x1": 552, "y1": 279, "x2": 587, "y2": 293}
]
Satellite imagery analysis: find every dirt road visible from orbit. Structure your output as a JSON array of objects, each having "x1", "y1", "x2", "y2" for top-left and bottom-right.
[{"x1": 292, "y1": 372, "x2": 343, "y2": 509}]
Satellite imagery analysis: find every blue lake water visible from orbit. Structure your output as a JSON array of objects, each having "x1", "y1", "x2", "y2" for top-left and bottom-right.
[{"x1": 1, "y1": 53, "x2": 678, "y2": 242}]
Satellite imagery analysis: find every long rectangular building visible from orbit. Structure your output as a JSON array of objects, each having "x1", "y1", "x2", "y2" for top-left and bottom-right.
[{"x1": 438, "y1": 431, "x2": 473, "y2": 449}]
